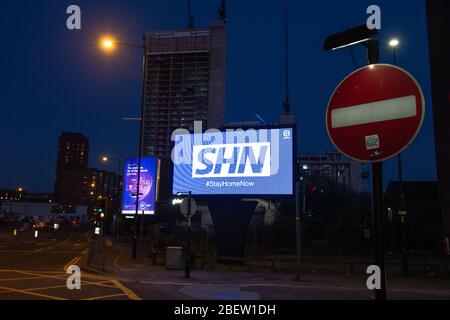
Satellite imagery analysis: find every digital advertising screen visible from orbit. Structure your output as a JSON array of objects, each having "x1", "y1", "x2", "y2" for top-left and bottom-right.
[
  {"x1": 172, "y1": 127, "x2": 295, "y2": 196},
  {"x1": 122, "y1": 157, "x2": 157, "y2": 215}
]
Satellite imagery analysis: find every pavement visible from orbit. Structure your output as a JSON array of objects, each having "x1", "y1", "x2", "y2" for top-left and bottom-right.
[
  {"x1": 1, "y1": 229, "x2": 450, "y2": 300},
  {"x1": 80, "y1": 240, "x2": 450, "y2": 300}
]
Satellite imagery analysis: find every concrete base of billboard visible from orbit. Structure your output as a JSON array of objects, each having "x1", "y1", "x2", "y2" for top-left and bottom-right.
[{"x1": 206, "y1": 198, "x2": 258, "y2": 265}]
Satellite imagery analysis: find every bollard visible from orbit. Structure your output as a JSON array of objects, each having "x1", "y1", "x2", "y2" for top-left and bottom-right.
[
  {"x1": 34, "y1": 230, "x2": 38, "y2": 238},
  {"x1": 13, "y1": 229, "x2": 17, "y2": 236}
]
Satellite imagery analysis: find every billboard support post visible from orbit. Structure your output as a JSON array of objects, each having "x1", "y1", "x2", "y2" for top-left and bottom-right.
[
  {"x1": 140, "y1": 210, "x2": 144, "y2": 247},
  {"x1": 295, "y1": 180, "x2": 301, "y2": 281},
  {"x1": 185, "y1": 191, "x2": 192, "y2": 279}
]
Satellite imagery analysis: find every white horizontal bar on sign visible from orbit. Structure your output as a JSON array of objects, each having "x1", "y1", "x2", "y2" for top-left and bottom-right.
[{"x1": 331, "y1": 95, "x2": 417, "y2": 128}]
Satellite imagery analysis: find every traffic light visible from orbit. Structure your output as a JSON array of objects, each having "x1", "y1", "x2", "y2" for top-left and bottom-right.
[{"x1": 98, "y1": 207, "x2": 106, "y2": 220}]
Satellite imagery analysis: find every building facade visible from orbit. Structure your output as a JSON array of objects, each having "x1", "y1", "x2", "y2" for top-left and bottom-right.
[
  {"x1": 142, "y1": 21, "x2": 227, "y2": 158},
  {"x1": 57, "y1": 168, "x2": 121, "y2": 207},
  {"x1": 298, "y1": 152, "x2": 367, "y2": 193},
  {"x1": 54, "y1": 132, "x2": 89, "y2": 201}
]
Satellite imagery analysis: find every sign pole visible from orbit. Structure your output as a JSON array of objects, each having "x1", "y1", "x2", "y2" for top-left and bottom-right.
[
  {"x1": 366, "y1": 40, "x2": 386, "y2": 300},
  {"x1": 372, "y1": 162, "x2": 386, "y2": 300}
]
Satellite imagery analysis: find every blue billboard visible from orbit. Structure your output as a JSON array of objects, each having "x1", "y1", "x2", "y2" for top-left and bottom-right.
[
  {"x1": 122, "y1": 157, "x2": 157, "y2": 215},
  {"x1": 172, "y1": 127, "x2": 295, "y2": 196}
]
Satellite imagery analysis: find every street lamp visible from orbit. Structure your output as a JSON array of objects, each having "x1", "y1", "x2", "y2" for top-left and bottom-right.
[
  {"x1": 389, "y1": 38, "x2": 408, "y2": 278},
  {"x1": 101, "y1": 156, "x2": 122, "y2": 176},
  {"x1": 100, "y1": 155, "x2": 122, "y2": 241},
  {"x1": 98, "y1": 34, "x2": 147, "y2": 260},
  {"x1": 389, "y1": 38, "x2": 399, "y2": 65}
]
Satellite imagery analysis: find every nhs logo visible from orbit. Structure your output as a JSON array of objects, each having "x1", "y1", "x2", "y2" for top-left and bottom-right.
[{"x1": 192, "y1": 142, "x2": 271, "y2": 178}]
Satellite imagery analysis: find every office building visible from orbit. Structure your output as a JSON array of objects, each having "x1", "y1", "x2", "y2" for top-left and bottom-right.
[
  {"x1": 298, "y1": 152, "x2": 368, "y2": 193},
  {"x1": 54, "y1": 132, "x2": 89, "y2": 201},
  {"x1": 57, "y1": 168, "x2": 121, "y2": 207},
  {"x1": 142, "y1": 21, "x2": 227, "y2": 158}
]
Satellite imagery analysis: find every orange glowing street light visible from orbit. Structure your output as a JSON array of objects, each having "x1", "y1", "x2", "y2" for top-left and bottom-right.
[
  {"x1": 99, "y1": 36, "x2": 144, "y2": 52},
  {"x1": 100, "y1": 37, "x2": 115, "y2": 52}
]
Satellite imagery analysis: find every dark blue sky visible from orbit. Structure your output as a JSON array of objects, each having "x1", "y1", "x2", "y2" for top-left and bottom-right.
[{"x1": 0, "y1": 0, "x2": 435, "y2": 193}]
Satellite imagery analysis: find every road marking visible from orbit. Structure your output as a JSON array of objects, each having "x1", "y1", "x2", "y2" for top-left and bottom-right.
[
  {"x1": 0, "y1": 250, "x2": 84, "y2": 254},
  {"x1": 0, "y1": 285, "x2": 67, "y2": 300},
  {"x1": 83, "y1": 293, "x2": 128, "y2": 300},
  {"x1": 64, "y1": 248, "x2": 88, "y2": 271},
  {"x1": 0, "y1": 276, "x2": 46, "y2": 282},
  {"x1": 113, "y1": 251, "x2": 123, "y2": 269},
  {"x1": 0, "y1": 270, "x2": 131, "y2": 300},
  {"x1": 25, "y1": 280, "x2": 117, "y2": 292},
  {"x1": 111, "y1": 279, "x2": 142, "y2": 300}
]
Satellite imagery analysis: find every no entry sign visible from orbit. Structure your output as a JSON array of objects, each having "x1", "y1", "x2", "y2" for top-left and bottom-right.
[{"x1": 326, "y1": 64, "x2": 425, "y2": 162}]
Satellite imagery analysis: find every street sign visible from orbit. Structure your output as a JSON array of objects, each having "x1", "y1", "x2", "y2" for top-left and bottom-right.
[
  {"x1": 180, "y1": 198, "x2": 197, "y2": 217},
  {"x1": 398, "y1": 210, "x2": 407, "y2": 216},
  {"x1": 326, "y1": 64, "x2": 425, "y2": 162}
]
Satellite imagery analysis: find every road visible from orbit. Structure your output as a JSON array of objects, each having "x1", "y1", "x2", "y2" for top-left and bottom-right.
[
  {"x1": 1, "y1": 229, "x2": 449, "y2": 300},
  {"x1": 0, "y1": 229, "x2": 141, "y2": 300}
]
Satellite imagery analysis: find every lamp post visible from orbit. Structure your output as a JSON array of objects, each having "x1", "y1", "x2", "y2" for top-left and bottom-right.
[
  {"x1": 99, "y1": 35, "x2": 147, "y2": 259},
  {"x1": 101, "y1": 156, "x2": 122, "y2": 240},
  {"x1": 389, "y1": 38, "x2": 408, "y2": 278}
]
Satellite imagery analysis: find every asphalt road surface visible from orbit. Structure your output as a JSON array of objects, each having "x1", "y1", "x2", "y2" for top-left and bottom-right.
[
  {"x1": 0, "y1": 229, "x2": 141, "y2": 300},
  {"x1": 1, "y1": 230, "x2": 449, "y2": 300}
]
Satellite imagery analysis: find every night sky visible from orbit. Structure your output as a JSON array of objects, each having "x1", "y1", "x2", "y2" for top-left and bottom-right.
[{"x1": 0, "y1": 0, "x2": 435, "y2": 193}]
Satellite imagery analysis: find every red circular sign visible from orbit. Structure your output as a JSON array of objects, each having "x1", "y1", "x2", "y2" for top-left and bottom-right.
[{"x1": 326, "y1": 64, "x2": 425, "y2": 163}]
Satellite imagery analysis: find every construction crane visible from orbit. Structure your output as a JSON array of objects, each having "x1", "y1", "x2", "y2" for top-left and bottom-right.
[
  {"x1": 218, "y1": 0, "x2": 228, "y2": 23},
  {"x1": 187, "y1": 0, "x2": 195, "y2": 29},
  {"x1": 282, "y1": 2, "x2": 291, "y2": 115}
]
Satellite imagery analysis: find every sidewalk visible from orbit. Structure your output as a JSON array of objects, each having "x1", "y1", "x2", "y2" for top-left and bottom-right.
[{"x1": 78, "y1": 240, "x2": 450, "y2": 300}]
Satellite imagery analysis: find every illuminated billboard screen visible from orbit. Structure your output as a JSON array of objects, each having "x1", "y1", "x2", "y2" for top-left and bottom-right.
[
  {"x1": 122, "y1": 157, "x2": 157, "y2": 215},
  {"x1": 172, "y1": 127, "x2": 295, "y2": 196}
]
